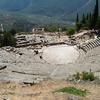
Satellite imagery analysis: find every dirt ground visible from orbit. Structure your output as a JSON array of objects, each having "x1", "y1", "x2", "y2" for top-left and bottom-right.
[{"x1": 0, "y1": 80, "x2": 100, "y2": 100}]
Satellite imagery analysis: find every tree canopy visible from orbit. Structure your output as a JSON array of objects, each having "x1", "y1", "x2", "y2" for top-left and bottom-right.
[{"x1": 76, "y1": 0, "x2": 99, "y2": 31}]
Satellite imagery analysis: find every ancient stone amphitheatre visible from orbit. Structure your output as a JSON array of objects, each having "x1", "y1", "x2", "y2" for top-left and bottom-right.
[{"x1": 0, "y1": 31, "x2": 100, "y2": 99}]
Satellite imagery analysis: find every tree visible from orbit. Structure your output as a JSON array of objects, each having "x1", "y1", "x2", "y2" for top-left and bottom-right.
[
  {"x1": 9, "y1": 29, "x2": 16, "y2": 36},
  {"x1": 91, "y1": 0, "x2": 99, "y2": 29},
  {"x1": 75, "y1": 0, "x2": 99, "y2": 30},
  {"x1": 45, "y1": 25, "x2": 60, "y2": 32},
  {"x1": 88, "y1": 12, "x2": 92, "y2": 29},
  {"x1": 2, "y1": 32, "x2": 16, "y2": 47},
  {"x1": 67, "y1": 28, "x2": 75, "y2": 37},
  {"x1": 76, "y1": 13, "x2": 79, "y2": 23},
  {"x1": 76, "y1": 23, "x2": 82, "y2": 32},
  {"x1": 76, "y1": 13, "x2": 81, "y2": 32},
  {"x1": 81, "y1": 13, "x2": 86, "y2": 24},
  {"x1": 95, "y1": 17, "x2": 100, "y2": 29},
  {"x1": 95, "y1": 0, "x2": 99, "y2": 19},
  {"x1": 86, "y1": 13, "x2": 89, "y2": 20}
]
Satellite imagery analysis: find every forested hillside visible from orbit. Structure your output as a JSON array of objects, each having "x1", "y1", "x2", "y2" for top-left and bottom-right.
[{"x1": 0, "y1": 0, "x2": 99, "y2": 31}]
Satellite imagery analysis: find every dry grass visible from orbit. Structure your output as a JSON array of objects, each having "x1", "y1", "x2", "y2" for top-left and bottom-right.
[{"x1": 0, "y1": 80, "x2": 99, "y2": 100}]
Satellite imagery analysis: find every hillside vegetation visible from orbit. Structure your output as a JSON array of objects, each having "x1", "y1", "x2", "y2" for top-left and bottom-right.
[{"x1": 0, "y1": 0, "x2": 99, "y2": 31}]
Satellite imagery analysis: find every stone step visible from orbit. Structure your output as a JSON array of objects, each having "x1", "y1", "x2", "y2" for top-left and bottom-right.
[
  {"x1": 80, "y1": 37, "x2": 100, "y2": 52},
  {"x1": 88, "y1": 42, "x2": 93, "y2": 50},
  {"x1": 87, "y1": 41, "x2": 98, "y2": 50},
  {"x1": 93, "y1": 40, "x2": 99, "y2": 47},
  {"x1": 84, "y1": 44, "x2": 90, "y2": 51},
  {"x1": 96, "y1": 39, "x2": 100, "y2": 45},
  {"x1": 90, "y1": 41, "x2": 95, "y2": 49},
  {"x1": 81, "y1": 46, "x2": 88, "y2": 52}
]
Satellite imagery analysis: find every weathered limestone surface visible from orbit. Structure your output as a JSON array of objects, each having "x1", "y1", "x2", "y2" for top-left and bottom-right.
[
  {"x1": 0, "y1": 45, "x2": 100, "y2": 83},
  {"x1": 0, "y1": 33, "x2": 100, "y2": 83}
]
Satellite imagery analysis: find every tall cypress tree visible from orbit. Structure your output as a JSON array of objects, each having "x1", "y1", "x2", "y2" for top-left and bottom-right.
[
  {"x1": 89, "y1": 12, "x2": 92, "y2": 29},
  {"x1": 95, "y1": 0, "x2": 99, "y2": 18},
  {"x1": 76, "y1": 13, "x2": 81, "y2": 32},
  {"x1": 81, "y1": 13, "x2": 86, "y2": 24},
  {"x1": 76, "y1": 13, "x2": 79, "y2": 23},
  {"x1": 86, "y1": 13, "x2": 89, "y2": 20},
  {"x1": 91, "y1": 0, "x2": 99, "y2": 29},
  {"x1": 89, "y1": 13, "x2": 92, "y2": 21}
]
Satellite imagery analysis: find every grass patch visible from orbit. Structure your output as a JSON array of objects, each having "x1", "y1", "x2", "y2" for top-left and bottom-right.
[{"x1": 57, "y1": 87, "x2": 88, "y2": 97}]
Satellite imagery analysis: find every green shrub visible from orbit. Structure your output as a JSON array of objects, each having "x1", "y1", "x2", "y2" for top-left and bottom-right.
[
  {"x1": 67, "y1": 28, "x2": 75, "y2": 36},
  {"x1": 57, "y1": 87, "x2": 88, "y2": 97},
  {"x1": 74, "y1": 70, "x2": 95, "y2": 81},
  {"x1": 74, "y1": 72, "x2": 80, "y2": 80},
  {"x1": 82, "y1": 71, "x2": 95, "y2": 81},
  {"x1": 76, "y1": 23, "x2": 82, "y2": 32},
  {"x1": 0, "y1": 32, "x2": 16, "y2": 47},
  {"x1": 9, "y1": 29, "x2": 16, "y2": 36},
  {"x1": 45, "y1": 25, "x2": 59, "y2": 32}
]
